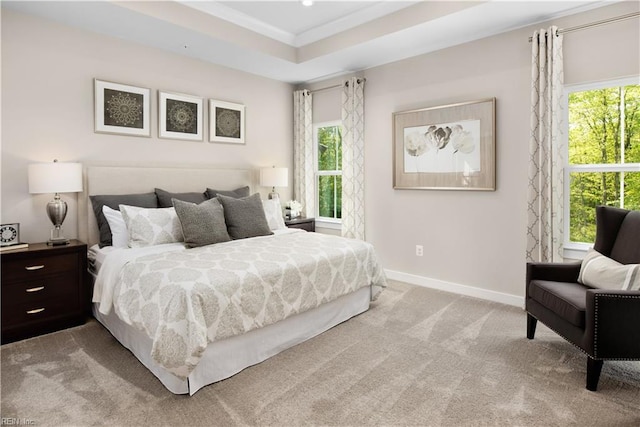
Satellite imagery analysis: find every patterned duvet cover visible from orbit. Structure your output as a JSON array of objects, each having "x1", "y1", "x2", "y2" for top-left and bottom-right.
[{"x1": 94, "y1": 229, "x2": 386, "y2": 378}]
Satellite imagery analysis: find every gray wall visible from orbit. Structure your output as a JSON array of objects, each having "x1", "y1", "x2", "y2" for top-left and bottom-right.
[
  {"x1": 2, "y1": 3, "x2": 638, "y2": 303},
  {"x1": 310, "y1": 2, "x2": 640, "y2": 302},
  {"x1": 1, "y1": 9, "x2": 294, "y2": 243},
  {"x1": 366, "y1": 2, "x2": 639, "y2": 301}
]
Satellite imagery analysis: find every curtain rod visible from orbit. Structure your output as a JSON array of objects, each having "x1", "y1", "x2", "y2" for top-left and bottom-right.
[
  {"x1": 307, "y1": 78, "x2": 367, "y2": 94},
  {"x1": 528, "y1": 11, "x2": 639, "y2": 42},
  {"x1": 309, "y1": 83, "x2": 341, "y2": 94}
]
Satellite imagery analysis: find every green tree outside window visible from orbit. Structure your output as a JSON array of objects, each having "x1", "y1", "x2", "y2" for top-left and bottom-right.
[
  {"x1": 316, "y1": 124, "x2": 342, "y2": 219},
  {"x1": 567, "y1": 84, "x2": 640, "y2": 243}
]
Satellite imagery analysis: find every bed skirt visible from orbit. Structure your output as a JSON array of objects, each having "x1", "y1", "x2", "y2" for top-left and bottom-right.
[{"x1": 92, "y1": 286, "x2": 372, "y2": 395}]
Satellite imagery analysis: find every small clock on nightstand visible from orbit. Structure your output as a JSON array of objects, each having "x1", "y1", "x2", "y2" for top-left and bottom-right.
[{"x1": 1, "y1": 223, "x2": 20, "y2": 246}]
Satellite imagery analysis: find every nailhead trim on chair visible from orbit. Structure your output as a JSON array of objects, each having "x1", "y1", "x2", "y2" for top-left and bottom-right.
[
  {"x1": 529, "y1": 295, "x2": 640, "y2": 362},
  {"x1": 594, "y1": 297, "x2": 598, "y2": 358},
  {"x1": 593, "y1": 294, "x2": 640, "y2": 361}
]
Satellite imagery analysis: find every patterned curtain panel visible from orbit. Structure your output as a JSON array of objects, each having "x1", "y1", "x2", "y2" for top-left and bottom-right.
[
  {"x1": 293, "y1": 90, "x2": 315, "y2": 218},
  {"x1": 341, "y1": 77, "x2": 366, "y2": 240},
  {"x1": 526, "y1": 27, "x2": 565, "y2": 262}
]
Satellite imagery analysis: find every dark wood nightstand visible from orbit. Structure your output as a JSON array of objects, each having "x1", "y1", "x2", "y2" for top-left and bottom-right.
[
  {"x1": 285, "y1": 217, "x2": 315, "y2": 232},
  {"x1": 1, "y1": 240, "x2": 87, "y2": 344}
]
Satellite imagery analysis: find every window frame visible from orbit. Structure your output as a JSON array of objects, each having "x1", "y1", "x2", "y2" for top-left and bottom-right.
[
  {"x1": 563, "y1": 77, "x2": 640, "y2": 259},
  {"x1": 313, "y1": 120, "x2": 343, "y2": 228}
]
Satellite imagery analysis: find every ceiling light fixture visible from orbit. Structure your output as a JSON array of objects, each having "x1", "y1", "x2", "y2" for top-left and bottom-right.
[{"x1": 302, "y1": 0, "x2": 313, "y2": 7}]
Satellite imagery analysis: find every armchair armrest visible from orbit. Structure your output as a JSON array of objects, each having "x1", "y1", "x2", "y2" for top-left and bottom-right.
[
  {"x1": 585, "y1": 289, "x2": 640, "y2": 359},
  {"x1": 526, "y1": 261, "x2": 581, "y2": 284}
]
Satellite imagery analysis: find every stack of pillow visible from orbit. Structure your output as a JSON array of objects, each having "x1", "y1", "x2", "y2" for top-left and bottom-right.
[{"x1": 90, "y1": 186, "x2": 287, "y2": 249}]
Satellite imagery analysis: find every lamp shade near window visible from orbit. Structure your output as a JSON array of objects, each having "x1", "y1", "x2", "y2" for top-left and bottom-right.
[
  {"x1": 260, "y1": 167, "x2": 288, "y2": 200},
  {"x1": 28, "y1": 160, "x2": 83, "y2": 245}
]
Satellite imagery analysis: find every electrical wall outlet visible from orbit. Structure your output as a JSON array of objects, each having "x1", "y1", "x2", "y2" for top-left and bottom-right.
[{"x1": 415, "y1": 245, "x2": 423, "y2": 256}]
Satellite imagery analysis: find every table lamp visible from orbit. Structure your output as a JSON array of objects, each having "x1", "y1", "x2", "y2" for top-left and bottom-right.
[
  {"x1": 28, "y1": 160, "x2": 83, "y2": 245},
  {"x1": 260, "y1": 166, "x2": 288, "y2": 200}
]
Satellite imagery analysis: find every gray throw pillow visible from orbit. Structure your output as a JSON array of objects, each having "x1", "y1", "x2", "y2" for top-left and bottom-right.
[
  {"x1": 156, "y1": 188, "x2": 207, "y2": 208},
  {"x1": 205, "y1": 186, "x2": 250, "y2": 199},
  {"x1": 173, "y1": 198, "x2": 231, "y2": 248},
  {"x1": 217, "y1": 193, "x2": 273, "y2": 240},
  {"x1": 90, "y1": 192, "x2": 158, "y2": 247}
]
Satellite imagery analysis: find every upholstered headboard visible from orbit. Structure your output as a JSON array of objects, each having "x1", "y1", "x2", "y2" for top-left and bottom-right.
[{"x1": 78, "y1": 165, "x2": 256, "y2": 247}]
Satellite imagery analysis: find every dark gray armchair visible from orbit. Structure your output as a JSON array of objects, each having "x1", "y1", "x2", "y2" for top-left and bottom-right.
[{"x1": 525, "y1": 206, "x2": 640, "y2": 391}]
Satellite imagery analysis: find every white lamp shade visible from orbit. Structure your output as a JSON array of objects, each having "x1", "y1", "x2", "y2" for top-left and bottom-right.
[
  {"x1": 28, "y1": 162, "x2": 83, "y2": 194},
  {"x1": 260, "y1": 167, "x2": 288, "y2": 188}
]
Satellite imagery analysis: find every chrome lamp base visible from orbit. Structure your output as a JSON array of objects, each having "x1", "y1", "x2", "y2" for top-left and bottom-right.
[
  {"x1": 268, "y1": 187, "x2": 280, "y2": 200},
  {"x1": 47, "y1": 227, "x2": 69, "y2": 246},
  {"x1": 46, "y1": 193, "x2": 70, "y2": 246}
]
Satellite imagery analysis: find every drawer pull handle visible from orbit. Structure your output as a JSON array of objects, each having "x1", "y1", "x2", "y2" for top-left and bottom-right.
[
  {"x1": 26, "y1": 308, "x2": 45, "y2": 315},
  {"x1": 26, "y1": 286, "x2": 45, "y2": 293},
  {"x1": 25, "y1": 265, "x2": 45, "y2": 271}
]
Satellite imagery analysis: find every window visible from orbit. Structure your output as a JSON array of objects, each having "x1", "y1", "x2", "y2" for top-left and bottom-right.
[
  {"x1": 314, "y1": 121, "x2": 342, "y2": 224},
  {"x1": 565, "y1": 79, "x2": 640, "y2": 249}
]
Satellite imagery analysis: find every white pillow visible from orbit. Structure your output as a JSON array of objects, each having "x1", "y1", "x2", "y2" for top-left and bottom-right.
[
  {"x1": 578, "y1": 248, "x2": 640, "y2": 291},
  {"x1": 102, "y1": 206, "x2": 129, "y2": 249},
  {"x1": 119, "y1": 205, "x2": 184, "y2": 248},
  {"x1": 262, "y1": 199, "x2": 286, "y2": 231}
]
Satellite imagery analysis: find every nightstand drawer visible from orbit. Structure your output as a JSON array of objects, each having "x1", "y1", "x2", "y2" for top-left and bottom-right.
[
  {"x1": 1, "y1": 253, "x2": 78, "y2": 282},
  {"x1": 1, "y1": 295, "x2": 80, "y2": 328},
  {"x1": 2, "y1": 274, "x2": 79, "y2": 305}
]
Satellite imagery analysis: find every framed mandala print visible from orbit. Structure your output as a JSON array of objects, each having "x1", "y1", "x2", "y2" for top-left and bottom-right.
[
  {"x1": 159, "y1": 91, "x2": 203, "y2": 141},
  {"x1": 209, "y1": 99, "x2": 245, "y2": 144},
  {"x1": 94, "y1": 79, "x2": 150, "y2": 137}
]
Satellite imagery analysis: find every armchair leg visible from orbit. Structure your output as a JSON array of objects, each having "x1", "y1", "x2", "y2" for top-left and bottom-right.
[
  {"x1": 526, "y1": 313, "x2": 537, "y2": 339},
  {"x1": 586, "y1": 358, "x2": 604, "y2": 391}
]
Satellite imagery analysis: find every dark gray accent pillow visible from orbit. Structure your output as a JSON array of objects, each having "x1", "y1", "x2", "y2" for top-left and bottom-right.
[
  {"x1": 156, "y1": 188, "x2": 207, "y2": 208},
  {"x1": 90, "y1": 193, "x2": 158, "y2": 248},
  {"x1": 205, "y1": 186, "x2": 250, "y2": 199},
  {"x1": 173, "y1": 198, "x2": 231, "y2": 248},
  {"x1": 217, "y1": 193, "x2": 273, "y2": 240}
]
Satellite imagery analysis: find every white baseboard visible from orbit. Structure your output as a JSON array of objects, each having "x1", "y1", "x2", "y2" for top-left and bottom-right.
[{"x1": 384, "y1": 269, "x2": 524, "y2": 308}]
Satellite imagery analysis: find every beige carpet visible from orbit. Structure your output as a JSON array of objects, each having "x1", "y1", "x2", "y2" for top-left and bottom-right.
[{"x1": 2, "y1": 281, "x2": 639, "y2": 426}]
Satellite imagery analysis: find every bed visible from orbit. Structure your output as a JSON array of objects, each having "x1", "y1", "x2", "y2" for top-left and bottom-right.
[{"x1": 78, "y1": 165, "x2": 386, "y2": 395}]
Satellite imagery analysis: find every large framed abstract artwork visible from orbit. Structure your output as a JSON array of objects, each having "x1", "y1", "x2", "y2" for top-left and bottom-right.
[
  {"x1": 209, "y1": 99, "x2": 245, "y2": 144},
  {"x1": 393, "y1": 98, "x2": 496, "y2": 191},
  {"x1": 94, "y1": 79, "x2": 150, "y2": 137},
  {"x1": 159, "y1": 91, "x2": 203, "y2": 141}
]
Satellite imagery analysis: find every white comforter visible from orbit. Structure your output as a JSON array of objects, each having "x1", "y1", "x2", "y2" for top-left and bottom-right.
[{"x1": 94, "y1": 229, "x2": 386, "y2": 378}]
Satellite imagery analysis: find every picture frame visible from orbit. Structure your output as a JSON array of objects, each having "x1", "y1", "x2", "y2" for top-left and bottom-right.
[
  {"x1": 393, "y1": 98, "x2": 496, "y2": 191},
  {"x1": 94, "y1": 79, "x2": 150, "y2": 137},
  {"x1": 159, "y1": 91, "x2": 204, "y2": 141},
  {"x1": 209, "y1": 99, "x2": 245, "y2": 144}
]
